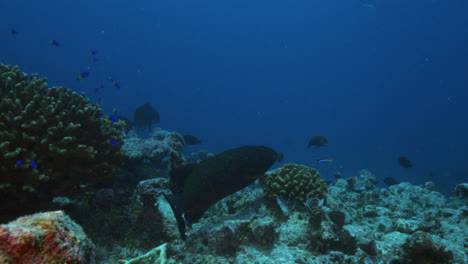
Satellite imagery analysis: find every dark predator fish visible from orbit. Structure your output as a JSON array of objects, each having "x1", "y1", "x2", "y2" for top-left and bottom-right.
[
  {"x1": 307, "y1": 136, "x2": 328, "y2": 148},
  {"x1": 183, "y1": 134, "x2": 202, "y2": 145},
  {"x1": 167, "y1": 145, "x2": 280, "y2": 238},
  {"x1": 133, "y1": 103, "x2": 160, "y2": 129},
  {"x1": 398, "y1": 156, "x2": 413, "y2": 168}
]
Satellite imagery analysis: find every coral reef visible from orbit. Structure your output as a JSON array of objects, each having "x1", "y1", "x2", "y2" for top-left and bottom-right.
[
  {"x1": 163, "y1": 170, "x2": 466, "y2": 264},
  {"x1": 0, "y1": 63, "x2": 123, "y2": 218},
  {"x1": 263, "y1": 163, "x2": 328, "y2": 203},
  {"x1": 31, "y1": 166, "x2": 464, "y2": 264},
  {"x1": 0, "y1": 210, "x2": 94, "y2": 264},
  {"x1": 326, "y1": 171, "x2": 467, "y2": 263}
]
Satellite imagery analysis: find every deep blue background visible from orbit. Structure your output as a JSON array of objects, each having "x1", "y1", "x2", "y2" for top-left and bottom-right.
[{"x1": 1, "y1": 0, "x2": 467, "y2": 195}]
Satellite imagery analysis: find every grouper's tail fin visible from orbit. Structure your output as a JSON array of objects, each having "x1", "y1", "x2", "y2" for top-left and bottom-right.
[{"x1": 164, "y1": 194, "x2": 187, "y2": 240}]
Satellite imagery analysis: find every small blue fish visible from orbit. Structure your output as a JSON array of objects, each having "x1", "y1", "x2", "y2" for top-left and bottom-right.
[
  {"x1": 109, "y1": 140, "x2": 119, "y2": 146},
  {"x1": 30, "y1": 160, "x2": 37, "y2": 169},
  {"x1": 49, "y1": 40, "x2": 60, "y2": 47},
  {"x1": 76, "y1": 71, "x2": 90, "y2": 80},
  {"x1": 15, "y1": 161, "x2": 22, "y2": 168},
  {"x1": 108, "y1": 116, "x2": 119, "y2": 122},
  {"x1": 91, "y1": 56, "x2": 99, "y2": 62},
  {"x1": 9, "y1": 29, "x2": 18, "y2": 35},
  {"x1": 316, "y1": 158, "x2": 334, "y2": 163},
  {"x1": 90, "y1": 49, "x2": 98, "y2": 55},
  {"x1": 108, "y1": 77, "x2": 121, "y2": 89}
]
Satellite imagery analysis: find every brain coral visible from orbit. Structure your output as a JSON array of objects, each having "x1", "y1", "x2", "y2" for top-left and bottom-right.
[
  {"x1": 263, "y1": 163, "x2": 328, "y2": 202},
  {"x1": 0, "y1": 63, "x2": 122, "y2": 215}
]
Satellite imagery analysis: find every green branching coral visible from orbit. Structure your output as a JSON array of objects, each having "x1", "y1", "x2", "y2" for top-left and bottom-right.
[
  {"x1": 0, "y1": 63, "x2": 123, "y2": 212},
  {"x1": 263, "y1": 163, "x2": 328, "y2": 202}
]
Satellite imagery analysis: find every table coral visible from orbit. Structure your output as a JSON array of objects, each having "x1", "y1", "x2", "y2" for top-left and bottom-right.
[
  {"x1": 0, "y1": 210, "x2": 95, "y2": 264},
  {"x1": 0, "y1": 63, "x2": 123, "y2": 217}
]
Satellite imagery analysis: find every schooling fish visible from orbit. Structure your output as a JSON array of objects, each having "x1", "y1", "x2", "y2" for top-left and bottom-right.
[
  {"x1": 167, "y1": 145, "x2": 280, "y2": 239},
  {"x1": 91, "y1": 56, "x2": 99, "y2": 62},
  {"x1": 76, "y1": 71, "x2": 90, "y2": 80},
  {"x1": 49, "y1": 40, "x2": 60, "y2": 47},
  {"x1": 109, "y1": 140, "x2": 119, "y2": 146},
  {"x1": 90, "y1": 49, "x2": 98, "y2": 55},
  {"x1": 9, "y1": 29, "x2": 17, "y2": 35}
]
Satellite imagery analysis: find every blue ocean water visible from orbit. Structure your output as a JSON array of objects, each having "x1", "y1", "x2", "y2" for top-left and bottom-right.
[{"x1": 1, "y1": 0, "x2": 467, "y2": 195}]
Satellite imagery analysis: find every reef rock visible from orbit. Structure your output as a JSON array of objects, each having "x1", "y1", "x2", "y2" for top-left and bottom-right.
[
  {"x1": 131, "y1": 178, "x2": 181, "y2": 244},
  {"x1": 122, "y1": 128, "x2": 185, "y2": 170},
  {"x1": 326, "y1": 170, "x2": 467, "y2": 263},
  {"x1": 0, "y1": 210, "x2": 95, "y2": 264}
]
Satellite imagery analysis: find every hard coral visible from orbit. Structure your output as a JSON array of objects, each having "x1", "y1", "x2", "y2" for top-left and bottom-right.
[
  {"x1": 263, "y1": 163, "x2": 328, "y2": 203},
  {"x1": 0, "y1": 210, "x2": 95, "y2": 264},
  {"x1": 0, "y1": 63, "x2": 122, "y2": 217}
]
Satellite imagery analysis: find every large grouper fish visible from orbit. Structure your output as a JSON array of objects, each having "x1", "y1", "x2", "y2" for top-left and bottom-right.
[{"x1": 167, "y1": 145, "x2": 280, "y2": 238}]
